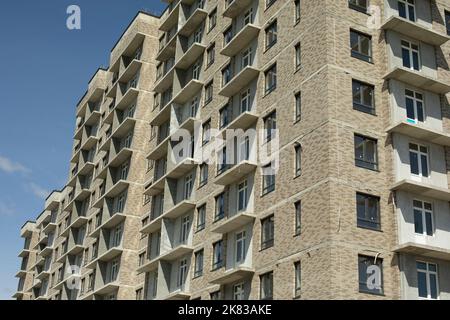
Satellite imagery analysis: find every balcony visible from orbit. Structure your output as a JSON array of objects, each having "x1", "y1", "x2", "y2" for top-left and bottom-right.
[
  {"x1": 383, "y1": 67, "x2": 450, "y2": 95},
  {"x1": 178, "y1": 8, "x2": 208, "y2": 37},
  {"x1": 157, "y1": 34, "x2": 177, "y2": 62},
  {"x1": 381, "y1": 16, "x2": 450, "y2": 47},
  {"x1": 96, "y1": 148, "x2": 133, "y2": 180},
  {"x1": 211, "y1": 266, "x2": 254, "y2": 285},
  {"x1": 40, "y1": 244, "x2": 54, "y2": 257},
  {"x1": 147, "y1": 135, "x2": 171, "y2": 160},
  {"x1": 162, "y1": 288, "x2": 191, "y2": 300},
  {"x1": 159, "y1": 244, "x2": 194, "y2": 262},
  {"x1": 154, "y1": 67, "x2": 175, "y2": 93},
  {"x1": 221, "y1": 24, "x2": 260, "y2": 57},
  {"x1": 104, "y1": 88, "x2": 139, "y2": 124},
  {"x1": 223, "y1": 0, "x2": 253, "y2": 18},
  {"x1": 211, "y1": 211, "x2": 256, "y2": 234},
  {"x1": 162, "y1": 200, "x2": 196, "y2": 220},
  {"x1": 144, "y1": 175, "x2": 166, "y2": 196},
  {"x1": 392, "y1": 179, "x2": 450, "y2": 201},
  {"x1": 393, "y1": 242, "x2": 450, "y2": 261},
  {"x1": 84, "y1": 109, "x2": 102, "y2": 128},
  {"x1": 18, "y1": 248, "x2": 32, "y2": 258},
  {"x1": 94, "y1": 281, "x2": 120, "y2": 296},
  {"x1": 215, "y1": 161, "x2": 257, "y2": 185},
  {"x1": 140, "y1": 214, "x2": 164, "y2": 234},
  {"x1": 90, "y1": 213, "x2": 126, "y2": 238},
  {"x1": 166, "y1": 158, "x2": 198, "y2": 179},
  {"x1": 217, "y1": 111, "x2": 259, "y2": 137},
  {"x1": 70, "y1": 214, "x2": 89, "y2": 229},
  {"x1": 160, "y1": 3, "x2": 180, "y2": 32},
  {"x1": 92, "y1": 180, "x2": 129, "y2": 209},
  {"x1": 136, "y1": 255, "x2": 159, "y2": 274},
  {"x1": 42, "y1": 221, "x2": 57, "y2": 234},
  {"x1": 175, "y1": 43, "x2": 206, "y2": 70},
  {"x1": 387, "y1": 121, "x2": 450, "y2": 147},
  {"x1": 85, "y1": 247, "x2": 122, "y2": 269},
  {"x1": 172, "y1": 79, "x2": 204, "y2": 105},
  {"x1": 219, "y1": 66, "x2": 260, "y2": 97},
  {"x1": 99, "y1": 118, "x2": 136, "y2": 152}
]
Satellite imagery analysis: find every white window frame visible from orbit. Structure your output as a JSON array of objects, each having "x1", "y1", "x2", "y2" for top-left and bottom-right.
[
  {"x1": 177, "y1": 259, "x2": 188, "y2": 289},
  {"x1": 413, "y1": 200, "x2": 434, "y2": 236},
  {"x1": 398, "y1": 0, "x2": 416, "y2": 21},
  {"x1": 237, "y1": 180, "x2": 248, "y2": 212},
  {"x1": 405, "y1": 89, "x2": 424, "y2": 124},
  {"x1": 401, "y1": 40, "x2": 420, "y2": 71},
  {"x1": 233, "y1": 282, "x2": 245, "y2": 300},
  {"x1": 235, "y1": 230, "x2": 247, "y2": 264},
  {"x1": 180, "y1": 215, "x2": 190, "y2": 244},
  {"x1": 244, "y1": 8, "x2": 253, "y2": 25},
  {"x1": 184, "y1": 173, "x2": 194, "y2": 200},
  {"x1": 409, "y1": 143, "x2": 429, "y2": 179},
  {"x1": 240, "y1": 88, "x2": 251, "y2": 113},
  {"x1": 417, "y1": 261, "x2": 439, "y2": 300},
  {"x1": 241, "y1": 47, "x2": 252, "y2": 69}
]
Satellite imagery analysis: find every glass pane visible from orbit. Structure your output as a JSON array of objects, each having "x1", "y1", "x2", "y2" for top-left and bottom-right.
[
  {"x1": 409, "y1": 152, "x2": 419, "y2": 175},
  {"x1": 425, "y1": 212, "x2": 433, "y2": 236},
  {"x1": 406, "y1": 97, "x2": 415, "y2": 120},
  {"x1": 417, "y1": 272, "x2": 427, "y2": 298},
  {"x1": 414, "y1": 209, "x2": 423, "y2": 234},
  {"x1": 417, "y1": 101, "x2": 424, "y2": 122},
  {"x1": 412, "y1": 52, "x2": 420, "y2": 70},
  {"x1": 421, "y1": 154, "x2": 428, "y2": 177},
  {"x1": 398, "y1": 2, "x2": 406, "y2": 19},
  {"x1": 402, "y1": 48, "x2": 411, "y2": 68},
  {"x1": 430, "y1": 274, "x2": 438, "y2": 299}
]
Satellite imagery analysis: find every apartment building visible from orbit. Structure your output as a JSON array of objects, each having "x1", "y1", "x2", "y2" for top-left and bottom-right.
[{"x1": 14, "y1": 0, "x2": 450, "y2": 300}]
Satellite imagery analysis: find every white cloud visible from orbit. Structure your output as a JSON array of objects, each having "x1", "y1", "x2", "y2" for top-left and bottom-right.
[
  {"x1": 0, "y1": 156, "x2": 30, "y2": 174},
  {"x1": 28, "y1": 183, "x2": 49, "y2": 199}
]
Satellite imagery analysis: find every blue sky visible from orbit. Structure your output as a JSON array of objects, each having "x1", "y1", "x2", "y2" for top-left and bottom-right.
[{"x1": 0, "y1": 0, "x2": 166, "y2": 299}]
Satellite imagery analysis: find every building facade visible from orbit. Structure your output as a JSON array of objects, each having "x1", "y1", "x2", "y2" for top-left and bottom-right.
[{"x1": 14, "y1": 0, "x2": 450, "y2": 300}]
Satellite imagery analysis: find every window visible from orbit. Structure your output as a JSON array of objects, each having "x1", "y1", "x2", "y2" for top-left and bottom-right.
[
  {"x1": 417, "y1": 261, "x2": 439, "y2": 299},
  {"x1": 180, "y1": 215, "x2": 190, "y2": 244},
  {"x1": 261, "y1": 215, "x2": 275, "y2": 250},
  {"x1": 295, "y1": 201, "x2": 301, "y2": 235},
  {"x1": 202, "y1": 120, "x2": 211, "y2": 145},
  {"x1": 350, "y1": 30, "x2": 372, "y2": 63},
  {"x1": 177, "y1": 259, "x2": 188, "y2": 288},
  {"x1": 233, "y1": 283, "x2": 245, "y2": 300},
  {"x1": 265, "y1": 64, "x2": 277, "y2": 94},
  {"x1": 244, "y1": 8, "x2": 254, "y2": 25},
  {"x1": 235, "y1": 230, "x2": 247, "y2": 263},
  {"x1": 262, "y1": 163, "x2": 276, "y2": 195},
  {"x1": 184, "y1": 173, "x2": 193, "y2": 200},
  {"x1": 206, "y1": 43, "x2": 215, "y2": 67},
  {"x1": 398, "y1": 0, "x2": 416, "y2": 21},
  {"x1": 358, "y1": 255, "x2": 383, "y2": 295},
  {"x1": 445, "y1": 11, "x2": 450, "y2": 36},
  {"x1": 352, "y1": 80, "x2": 375, "y2": 114},
  {"x1": 208, "y1": 8, "x2": 217, "y2": 31},
  {"x1": 260, "y1": 272, "x2": 274, "y2": 300},
  {"x1": 356, "y1": 193, "x2": 381, "y2": 230},
  {"x1": 193, "y1": 26, "x2": 203, "y2": 43},
  {"x1": 109, "y1": 259, "x2": 119, "y2": 283},
  {"x1": 409, "y1": 143, "x2": 429, "y2": 177},
  {"x1": 192, "y1": 59, "x2": 201, "y2": 80},
  {"x1": 295, "y1": 0, "x2": 301, "y2": 23},
  {"x1": 239, "y1": 136, "x2": 250, "y2": 162},
  {"x1": 264, "y1": 111, "x2": 277, "y2": 142},
  {"x1": 266, "y1": 0, "x2": 277, "y2": 8},
  {"x1": 215, "y1": 193, "x2": 226, "y2": 221},
  {"x1": 205, "y1": 81, "x2": 213, "y2": 105},
  {"x1": 119, "y1": 161, "x2": 129, "y2": 181},
  {"x1": 295, "y1": 144, "x2": 302, "y2": 177},
  {"x1": 224, "y1": 26, "x2": 233, "y2": 46},
  {"x1": 405, "y1": 89, "x2": 424, "y2": 124},
  {"x1": 240, "y1": 88, "x2": 251, "y2": 113},
  {"x1": 219, "y1": 105, "x2": 230, "y2": 129},
  {"x1": 294, "y1": 42, "x2": 301, "y2": 69},
  {"x1": 136, "y1": 288, "x2": 143, "y2": 300},
  {"x1": 210, "y1": 291, "x2": 220, "y2": 300},
  {"x1": 212, "y1": 240, "x2": 223, "y2": 270},
  {"x1": 413, "y1": 200, "x2": 433, "y2": 236},
  {"x1": 294, "y1": 92, "x2": 301, "y2": 122},
  {"x1": 222, "y1": 64, "x2": 232, "y2": 86},
  {"x1": 294, "y1": 261, "x2": 301, "y2": 296},
  {"x1": 265, "y1": 21, "x2": 277, "y2": 50},
  {"x1": 401, "y1": 40, "x2": 420, "y2": 71},
  {"x1": 197, "y1": 205, "x2": 206, "y2": 231},
  {"x1": 194, "y1": 250, "x2": 204, "y2": 278},
  {"x1": 242, "y1": 47, "x2": 253, "y2": 69},
  {"x1": 112, "y1": 224, "x2": 123, "y2": 247},
  {"x1": 349, "y1": 0, "x2": 368, "y2": 13},
  {"x1": 199, "y1": 163, "x2": 208, "y2": 187},
  {"x1": 354, "y1": 134, "x2": 378, "y2": 171},
  {"x1": 237, "y1": 180, "x2": 249, "y2": 212}
]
